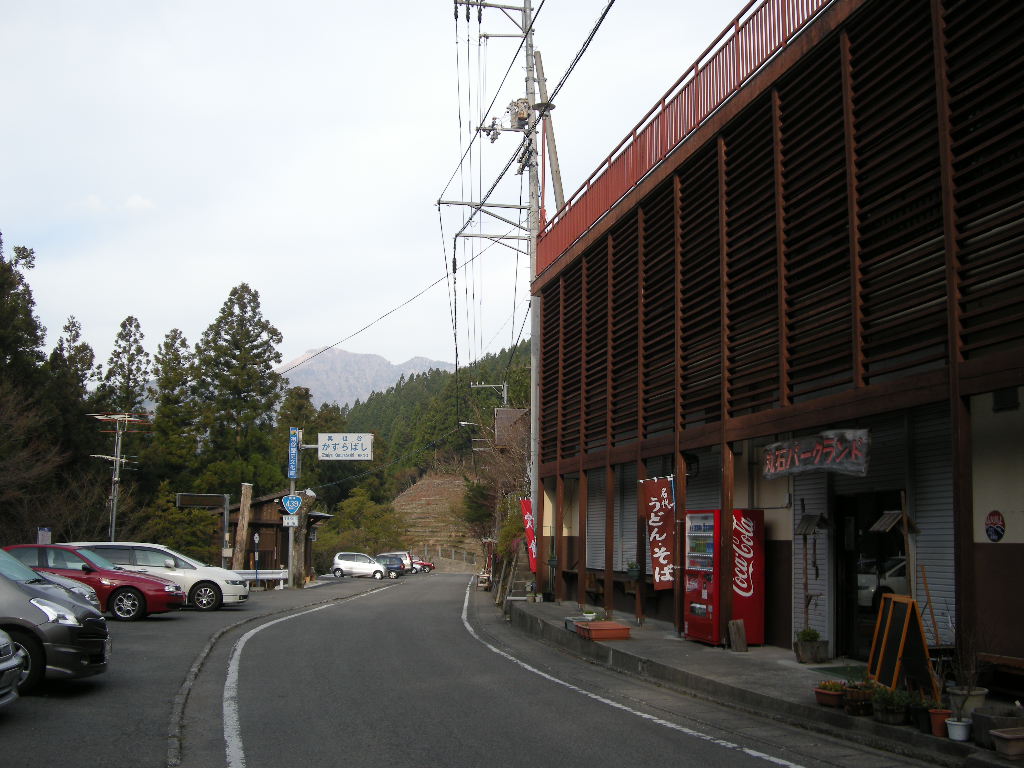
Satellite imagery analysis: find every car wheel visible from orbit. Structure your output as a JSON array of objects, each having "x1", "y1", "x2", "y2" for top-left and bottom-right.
[
  {"x1": 372, "y1": 570, "x2": 384, "y2": 580},
  {"x1": 190, "y1": 582, "x2": 223, "y2": 611},
  {"x1": 8, "y1": 629, "x2": 44, "y2": 694},
  {"x1": 387, "y1": 570, "x2": 399, "y2": 579},
  {"x1": 333, "y1": 568, "x2": 344, "y2": 578},
  {"x1": 110, "y1": 587, "x2": 146, "y2": 621}
]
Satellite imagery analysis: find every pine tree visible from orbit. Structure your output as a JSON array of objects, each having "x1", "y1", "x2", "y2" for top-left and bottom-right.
[
  {"x1": 98, "y1": 315, "x2": 151, "y2": 413},
  {"x1": 141, "y1": 328, "x2": 199, "y2": 492},
  {"x1": 193, "y1": 283, "x2": 284, "y2": 497},
  {"x1": 0, "y1": 237, "x2": 47, "y2": 391}
]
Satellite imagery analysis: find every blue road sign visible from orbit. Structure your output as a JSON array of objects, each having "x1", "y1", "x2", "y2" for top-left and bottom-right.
[
  {"x1": 288, "y1": 427, "x2": 300, "y2": 479},
  {"x1": 282, "y1": 494, "x2": 302, "y2": 514}
]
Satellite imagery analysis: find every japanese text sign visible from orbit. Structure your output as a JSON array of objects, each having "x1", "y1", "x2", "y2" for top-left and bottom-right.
[
  {"x1": 288, "y1": 426, "x2": 300, "y2": 479},
  {"x1": 521, "y1": 498, "x2": 537, "y2": 573},
  {"x1": 318, "y1": 433, "x2": 374, "y2": 461},
  {"x1": 761, "y1": 429, "x2": 870, "y2": 479},
  {"x1": 642, "y1": 476, "x2": 676, "y2": 590}
]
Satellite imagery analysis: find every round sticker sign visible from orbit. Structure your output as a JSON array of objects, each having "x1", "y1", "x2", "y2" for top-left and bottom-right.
[{"x1": 985, "y1": 510, "x2": 1006, "y2": 543}]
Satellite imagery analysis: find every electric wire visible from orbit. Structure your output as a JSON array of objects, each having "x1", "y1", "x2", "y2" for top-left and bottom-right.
[{"x1": 437, "y1": 0, "x2": 547, "y2": 202}]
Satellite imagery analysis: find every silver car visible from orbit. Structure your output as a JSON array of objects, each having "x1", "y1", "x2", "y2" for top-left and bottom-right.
[
  {"x1": 0, "y1": 629, "x2": 23, "y2": 709},
  {"x1": 331, "y1": 552, "x2": 385, "y2": 580}
]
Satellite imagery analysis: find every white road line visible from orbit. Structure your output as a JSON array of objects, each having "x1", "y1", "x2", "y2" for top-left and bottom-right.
[
  {"x1": 223, "y1": 588, "x2": 390, "y2": 768},
  {"x1": 460, "y1": 581, "x2": 807, "y2": 768}
]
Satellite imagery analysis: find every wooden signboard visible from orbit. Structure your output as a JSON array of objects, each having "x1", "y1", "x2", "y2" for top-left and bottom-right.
[{"x1": 867, "y1": 593, "x2": 940, "y2": 702}]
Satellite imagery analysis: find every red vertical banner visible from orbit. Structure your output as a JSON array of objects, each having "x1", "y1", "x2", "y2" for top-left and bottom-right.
[
  {"x1": 520, "y1": 498, "x2": 538, "y2": 573},
  {"x1": 641, "y1": 476, "x2": 677, "y2": 590}
]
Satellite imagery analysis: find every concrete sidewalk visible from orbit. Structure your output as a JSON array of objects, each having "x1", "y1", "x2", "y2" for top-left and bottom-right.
[{"x1": 504, "y1": 598, "x2": 1014, "y2": 768}]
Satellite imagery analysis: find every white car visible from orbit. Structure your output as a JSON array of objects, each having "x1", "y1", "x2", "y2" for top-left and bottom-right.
[
  {"x1": 331, "y1": 552, "x2": 386, "y2": 580},
  {"x1": 71, "y1": 542, "x2": 249, "y2": 611},
  {"x1": 857, "y1": 556, "x2": 909, "y2": 610}
]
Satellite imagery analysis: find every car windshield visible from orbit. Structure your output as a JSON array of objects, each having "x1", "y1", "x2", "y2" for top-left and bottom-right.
[
  {"x1": 75, "y1": 547, "x2": 119, "y2": 570},
  {"x1": 0, "y1": 548, "x2": 44, "y2": 582}
]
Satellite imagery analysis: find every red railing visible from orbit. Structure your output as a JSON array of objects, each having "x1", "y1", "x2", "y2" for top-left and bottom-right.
[{"x1": 536, "y1": 0, "x2": 834, "y2": 275}]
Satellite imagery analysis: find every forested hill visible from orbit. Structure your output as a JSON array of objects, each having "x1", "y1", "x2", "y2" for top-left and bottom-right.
[{"x1": 345, "y1": 340, "x2": 530, "y2": 484}]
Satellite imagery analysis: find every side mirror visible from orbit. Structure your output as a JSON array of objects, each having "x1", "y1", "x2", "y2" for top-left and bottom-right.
[
  {"x1": 81, "y1": 565, "x2": 94, "y2": 574},
  {"x1": 164, "y1": 558, "x2": 175, "y2": 569}
]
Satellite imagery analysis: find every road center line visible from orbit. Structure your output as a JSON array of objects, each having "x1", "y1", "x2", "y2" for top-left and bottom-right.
[
  {"x1": 460, "y1": 581, "x2": 806, "y2": 768},
  {"x1": 223, "y1": 587, "x2": 392, "y2": 768}
]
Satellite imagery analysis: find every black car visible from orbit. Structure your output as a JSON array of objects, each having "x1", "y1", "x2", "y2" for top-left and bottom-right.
[{"x1": 374, "y1": 555, "x2": 405, "y2": 580}]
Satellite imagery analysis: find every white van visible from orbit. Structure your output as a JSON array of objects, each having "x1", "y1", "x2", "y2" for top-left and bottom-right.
[{"x1": 71, "y1": 542, "x2": 248, "y2": 611}]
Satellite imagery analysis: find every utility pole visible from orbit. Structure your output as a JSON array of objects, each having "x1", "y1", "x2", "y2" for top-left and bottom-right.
[
  {"x1": 446, "y1": 0, "x2": 566, "y2": 596},
  {"x1": 90, "y1": 413, "x2": 149, "y2": 541}
]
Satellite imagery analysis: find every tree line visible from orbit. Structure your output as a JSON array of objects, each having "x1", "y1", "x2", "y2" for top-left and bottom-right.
[{"x1": 1, "y1": 233, "x2": 530, "y2": 564}]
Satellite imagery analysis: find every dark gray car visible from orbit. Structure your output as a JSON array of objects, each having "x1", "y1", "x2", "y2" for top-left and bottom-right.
[{"x1": 0, "y1": 548, "x2": 109, "y2": 693}]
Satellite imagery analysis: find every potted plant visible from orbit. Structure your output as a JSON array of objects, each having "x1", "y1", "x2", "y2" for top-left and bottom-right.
[
  {"x1": 908, "y1": 690, "x2": 939, "y2": 734},
  {"x1": 872, "y1": 685, "x2": 910, "y2": 725},
  {"x1": 843, "y1": 679, "x2": 875, "y2": 717},
  {"x1": 947, "y1": 621, "x2": 988, "y2": 723},
  {"x1": 626, "y1": 561, "x2": 641, "y2": 581},
  {"x1": 813, "y1": 680, "x2": 845, "y2": 708},
  {"x1": 794, "y1": 627, "x2": 829, "y2": 664},
  {"x1": 929, "y1": 704, "x2": 953, "y2": 737}
]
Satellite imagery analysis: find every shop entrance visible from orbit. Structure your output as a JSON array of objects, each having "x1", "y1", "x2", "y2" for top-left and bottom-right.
[{"x1": 834, "y1": 490, "x2": 905, "y2": 660}]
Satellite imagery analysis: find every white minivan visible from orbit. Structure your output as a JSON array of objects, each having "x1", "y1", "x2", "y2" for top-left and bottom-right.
[{"x1": 72, "y1": 542, "x2": 249, "y2": 611}]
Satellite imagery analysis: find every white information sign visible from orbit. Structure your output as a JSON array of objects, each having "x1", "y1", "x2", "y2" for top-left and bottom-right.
[
  {"x1": 318, "y1": 433, "x2": 374, "y2": 461},
  {"x1": 282, "y1": 514, "x2": 299, "y2": 527}
]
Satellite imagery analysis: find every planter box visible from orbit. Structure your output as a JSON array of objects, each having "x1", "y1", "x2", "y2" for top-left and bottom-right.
[
  {"x1": 844, "y1": 687, "x2": 873, "y2": 716},
  {"x1": 991, "y1": 727, "x2": 1024, "y2": 760},
  {"x1": 814, "y1": 688, "x2": 845, "y2": 707},
  {"x1": 794, "y1": 639, "x2": 829, "y2": 664},
  {"x1": 874, "y1": 706, "x2": 908, "y2": 725},
  {"x1": 972, "y1": 705, "x2": 1024, "y2": 749},
  {"x1": 577, "y1": 621, "x2": 631, "y2": 641}
]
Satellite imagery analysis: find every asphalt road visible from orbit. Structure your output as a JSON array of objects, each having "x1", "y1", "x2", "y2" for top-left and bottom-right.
[{"x1": 2, "y1": 575, "x2": 935, "y2": 768}]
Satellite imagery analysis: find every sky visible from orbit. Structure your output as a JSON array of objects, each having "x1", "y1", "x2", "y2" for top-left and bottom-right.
[{"x1": 1, "y1": 1, "x2": 746, "y2": 371}]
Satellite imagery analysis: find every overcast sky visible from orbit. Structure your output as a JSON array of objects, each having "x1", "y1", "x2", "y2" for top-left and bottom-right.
[{"x1": 1, "y1": 1, "x2": 746, "y2": 370}]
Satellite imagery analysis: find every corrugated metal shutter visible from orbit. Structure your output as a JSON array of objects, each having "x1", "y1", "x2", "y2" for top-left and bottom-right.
[
  {"x1": 586, "y1": 468, "x2": 606, "y2": 569},
  {"x1": 792, "y1": 472, "x2": 830, "y2": 642},
  {"x1": 833, "y1": 416, "x2": 907, "y2": 495},
  {"x1": 909, "y1": 403, "x2": 954, "y2": 645},
  {"x1": 613, "y1": 463, "x2": 638, "y2": 571},
  {"x1": 685, "y1": 449, "x2": 721, "y2": 508}
]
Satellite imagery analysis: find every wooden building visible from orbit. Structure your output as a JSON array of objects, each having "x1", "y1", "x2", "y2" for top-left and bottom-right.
[{"x1": 532, "y1": 0, "x2": 1023, "y2": 675}]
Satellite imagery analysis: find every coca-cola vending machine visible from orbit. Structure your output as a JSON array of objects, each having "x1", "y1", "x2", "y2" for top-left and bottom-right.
[{"x1": 683, "y1": 508, "x2": 765, "y2": 646}]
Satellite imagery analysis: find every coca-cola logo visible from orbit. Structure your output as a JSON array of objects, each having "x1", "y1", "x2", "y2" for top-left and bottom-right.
[{"x1": 732, "y1": 512, "x2": 756, "y2": 598}]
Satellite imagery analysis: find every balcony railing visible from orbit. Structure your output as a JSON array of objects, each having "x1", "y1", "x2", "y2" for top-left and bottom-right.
[{"x1": 536, "y1": 0, "x2": 834, "y2": 275}]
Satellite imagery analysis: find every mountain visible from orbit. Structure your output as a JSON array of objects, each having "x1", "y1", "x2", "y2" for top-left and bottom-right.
[{"x1": 277, "y1": 348, "x2": 454, "y2": 408}]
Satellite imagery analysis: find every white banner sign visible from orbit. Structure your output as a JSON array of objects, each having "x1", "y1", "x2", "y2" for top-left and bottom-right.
[{"x1": 318, "y1": 433, "x2": 374, "y2": 461}]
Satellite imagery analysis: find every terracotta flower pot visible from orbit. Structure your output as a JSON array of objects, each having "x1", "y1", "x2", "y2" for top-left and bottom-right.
[
  {"x1": 929, "y1": 708, "x2": 952, "y2": 737},
  {"x1": 814, "y1": 688, "x2": 845, "y2": 707}
]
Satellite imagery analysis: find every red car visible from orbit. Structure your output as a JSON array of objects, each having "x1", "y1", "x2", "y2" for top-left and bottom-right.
[
  {"x1": 412, "y1": 557, "x2": 434, "y2": 573},
  {"x1": 4, "y1": 544, "x2": 186, "y2": 621}
]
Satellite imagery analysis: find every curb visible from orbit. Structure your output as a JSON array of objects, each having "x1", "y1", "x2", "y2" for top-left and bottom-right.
[{"x1": 505, "y1": 601, "x2": 1002, "y2": 768}]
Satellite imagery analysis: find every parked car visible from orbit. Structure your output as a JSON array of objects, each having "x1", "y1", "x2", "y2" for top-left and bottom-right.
[
  {"x1": 0, "y1": 629, "x2": 23, "y2": 708},
  {"x1": 0, "y1": 548, "x2": 109, "y2": 693},
  {"x1": 37, "y1": 570, "x2": 101, "y2": 611},
  {"x1": 331, "y1": 552, "x2": 386, "y2": 580},
  {"x1": 857, "y1": 555, "x2": 908, "y2": 610},
  {"x1": 374, "y1": 554, "x2": 405, "y2": 579},
  {"x1": 412, "y1": 557, "x2": 435, "y2": 573},
  {"x1": 71, "y1": 541, "x2": 249, "y2": 611},
  {"x1": 376, "y1": 551, "x2": 414, "y2": 573},
  {"x1": 4, "y1": 544, "x2": 186, "y2": 621}
]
